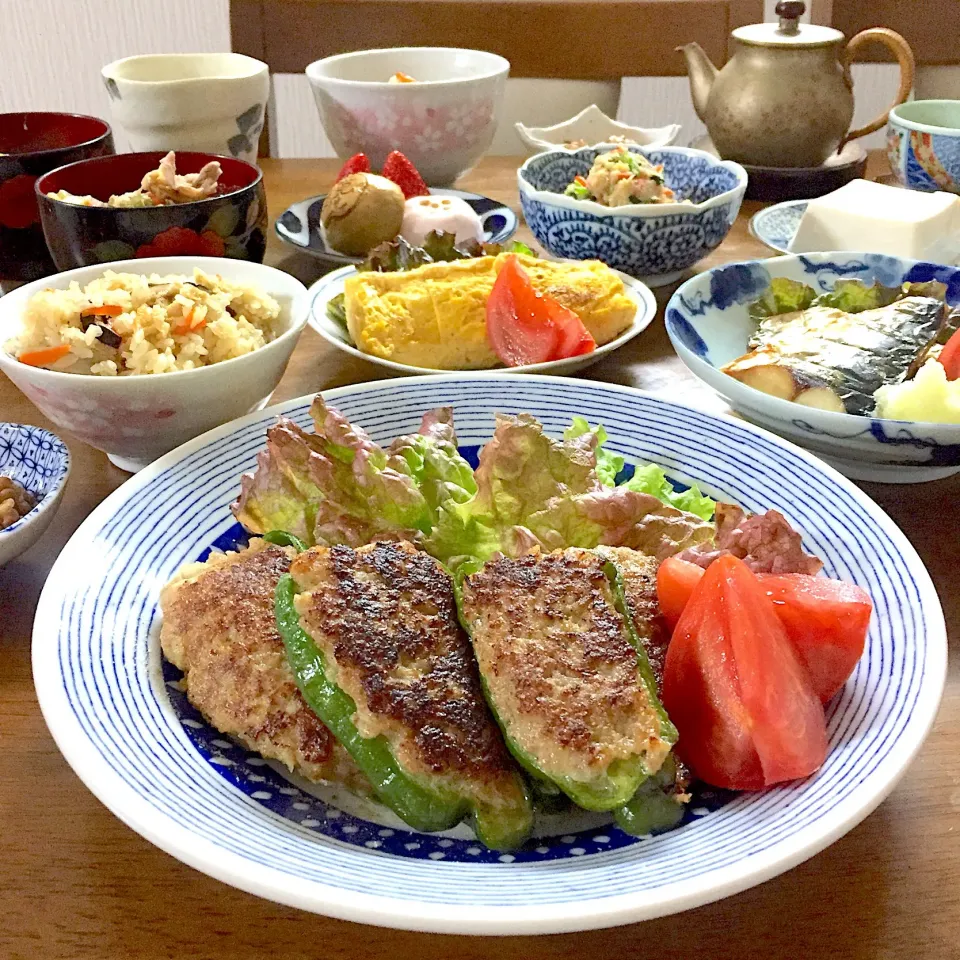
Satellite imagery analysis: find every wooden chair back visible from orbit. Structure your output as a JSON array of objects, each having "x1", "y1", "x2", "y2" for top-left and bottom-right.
[{"x1": 231, "y1": 0, "x2": 765, "y2": 154}]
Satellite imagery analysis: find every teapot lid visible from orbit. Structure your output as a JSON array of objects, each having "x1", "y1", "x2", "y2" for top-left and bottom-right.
[{"x1": 733, "y1": 1, "x2": 844, "y2": 47}]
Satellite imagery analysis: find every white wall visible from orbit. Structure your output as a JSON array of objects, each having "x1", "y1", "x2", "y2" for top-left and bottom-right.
[
  {"x1": 0, "y1": 0, "x2": 941, "y2": 158},
  {"x1": 0, "y1": 0, "x2": 230, "y2": 149}
]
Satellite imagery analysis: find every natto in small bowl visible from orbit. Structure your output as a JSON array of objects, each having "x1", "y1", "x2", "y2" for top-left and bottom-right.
[{"x1": 0, "y1": 422, "x2": 70, "y2": 567}]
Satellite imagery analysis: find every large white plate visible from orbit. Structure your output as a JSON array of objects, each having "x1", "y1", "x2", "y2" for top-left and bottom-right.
[
  {"x1": 307, "y1": 265, "x2": 657, "y2": 376},
  {"x1": 33, "y1": 375, "x2": 945, "y2": 935}
]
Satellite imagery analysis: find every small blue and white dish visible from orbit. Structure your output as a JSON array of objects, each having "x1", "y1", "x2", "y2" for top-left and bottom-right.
[
  {"x1": 748, "y1": 200, "x2": 807, "y2": 254},
  {"x1": 0, "y1": 423, "x2": 70, "y2": 566},
  {"x1": 517, "y1": 146, "x2": 747, "y2": 287},
  {"x1": 887, "y1": 100, "x2": 960, "y2": 195},
  {"x1": 275, "y1": 188, "x2": 518, "y2": 265},
  {"x1": 33, "y1": 375, "x2": 945, "y2": 932},
  {"x1": 666, "y1": 252, "x2": 960, "y2": 483}
]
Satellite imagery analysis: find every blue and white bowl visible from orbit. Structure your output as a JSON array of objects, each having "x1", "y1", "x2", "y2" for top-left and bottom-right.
[
  {"x1": 666, "y1": 252, "x2": 960, "y2": 483},
  {"x1": 518, "y1": 146, "x2": 747, "y2": 287},
  {"x1": 887, "y1": 100, "x2": 960, "y2": 195},
  {"x1": 0, "y1": 423, "x2": 70, "y2": 566},
  {"x1": 33, "y1": 376, "x2": 945, "y2": 932}
]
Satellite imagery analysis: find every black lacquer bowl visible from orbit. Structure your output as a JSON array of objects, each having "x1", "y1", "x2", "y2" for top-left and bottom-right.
[{"x1": 37, "y1": 151, "x2": 267, "y2": 270}]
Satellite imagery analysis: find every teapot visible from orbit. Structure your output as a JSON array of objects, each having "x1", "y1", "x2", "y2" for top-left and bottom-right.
[{"x1": 679, "y1": 1, "x2": 915, "y2": 168}]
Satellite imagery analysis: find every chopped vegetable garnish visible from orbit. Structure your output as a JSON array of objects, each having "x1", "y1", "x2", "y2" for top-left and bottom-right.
[
  {"x1": 80, "y1": 304, "x2": 123, "y2": 318},
  {"x1": 18, "y1": 344, "x2": 71, "y2": 366}
]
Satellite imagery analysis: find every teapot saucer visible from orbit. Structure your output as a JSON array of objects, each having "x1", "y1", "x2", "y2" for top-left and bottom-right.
[{"x1": 690, "y1": 135, "x2": 868, "y2": 202}]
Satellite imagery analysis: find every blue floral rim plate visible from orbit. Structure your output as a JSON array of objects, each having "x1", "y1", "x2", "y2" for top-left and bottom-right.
[
  {"x1": 748, "y1": 200, "x2": 807, "y2": 254},
  {"x1": 305, "y1": 264, "x2": 657, "y2": 376},
  {"x1": 33, "y1": 376, "x2": 945, "y2": 933},
  {"x1": 274, "y1": 188, "x2": 518, "y2": 265}
]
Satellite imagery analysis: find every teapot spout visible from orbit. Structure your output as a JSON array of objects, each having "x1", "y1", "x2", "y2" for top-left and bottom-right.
[{"x1": 677, "y1": 41, "x2": 718, "y2": 121}]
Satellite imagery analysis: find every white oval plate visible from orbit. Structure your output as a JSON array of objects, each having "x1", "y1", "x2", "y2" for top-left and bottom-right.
[
  {"x1": 33, "y1": 375, "x2": 945, "y2": 934},
  {"x1": 307, "y1": 265, "x2": 657, "y2": 375}
]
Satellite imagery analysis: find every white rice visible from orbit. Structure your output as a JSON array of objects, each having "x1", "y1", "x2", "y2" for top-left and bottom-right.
[{"x1": 8, "y1": 268, "x2": 281, "y2": 376}]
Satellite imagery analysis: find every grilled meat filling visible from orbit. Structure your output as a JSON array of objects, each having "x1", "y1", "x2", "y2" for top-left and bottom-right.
[
  {"x1": 459, "y1": 548, "x2": 674, "y2": 809},
  {"x1": 159, "y1": 539, "x2": 365, "y2": 789},
  {"x1": 289, "y1": 541, "x2": 528, "y2": 816}
]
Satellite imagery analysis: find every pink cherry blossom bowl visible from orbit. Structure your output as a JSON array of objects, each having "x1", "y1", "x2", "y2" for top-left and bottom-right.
[
  {"x1": 0, "y1": 256, "x2": 309, "y2": 473},
  {"x1": 306, "y1": 48, "x2": 509, "y2": 186}
]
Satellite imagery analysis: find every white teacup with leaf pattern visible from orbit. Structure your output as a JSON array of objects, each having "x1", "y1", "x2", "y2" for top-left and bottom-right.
[{"x1": 101, "y1": 54, "x2": 269, "y2": 166}]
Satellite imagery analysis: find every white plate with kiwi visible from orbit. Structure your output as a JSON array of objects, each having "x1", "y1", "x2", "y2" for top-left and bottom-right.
[
  {"x1": 275, "y1": 188, "x2": 519, "y2": 265},
  {"x1": 307, "y1": 261, "x2": 658, "y2": 377}
]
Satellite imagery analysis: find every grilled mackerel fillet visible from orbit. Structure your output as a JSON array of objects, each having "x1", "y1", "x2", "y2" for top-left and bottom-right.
[{"x1": 723, "y1": 297, "x2": 945, "y2": 415}]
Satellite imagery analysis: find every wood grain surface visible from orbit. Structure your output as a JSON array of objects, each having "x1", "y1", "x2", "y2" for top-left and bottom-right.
[
  {"x1": 1, "y1": 153, "x2": 957, "y2": 960},
  {"x1": 235, "y1": 0, "x2": 764, "y2": 77}
]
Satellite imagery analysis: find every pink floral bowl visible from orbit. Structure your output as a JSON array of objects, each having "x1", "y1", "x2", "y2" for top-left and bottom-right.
[
  {"x1": 0, "y1": 256, "x2": 308, "y2": 473},
  {"x1": 306, "y1": 47, "x2": 509, "y2": 186}
]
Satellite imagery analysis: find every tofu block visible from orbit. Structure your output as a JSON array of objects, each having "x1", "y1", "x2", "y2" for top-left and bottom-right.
[{"x1": 789, "y1": 179, "x2": 960, "y2": 261}]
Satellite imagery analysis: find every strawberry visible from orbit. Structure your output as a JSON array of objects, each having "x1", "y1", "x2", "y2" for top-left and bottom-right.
[
  {"x1": 381, "y1": 150, "x2": 430, "y2": 198},
  {"x1": 335, "y1": 153, "x2": 371, "y2": 181}
]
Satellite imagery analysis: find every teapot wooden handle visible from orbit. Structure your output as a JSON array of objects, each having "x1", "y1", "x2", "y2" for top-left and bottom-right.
[{"x1": 841, "y1": 28, "x2": 915, "y2": 146}]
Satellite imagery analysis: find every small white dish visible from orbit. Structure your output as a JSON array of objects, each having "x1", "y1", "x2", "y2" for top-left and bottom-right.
[
  {"x1": 515, "y1": 105, "x2": 680, "y2": 154},
  {"x1": 0, "y1": 257, "x2": 309, "y2": 473},
  {"x1": 0, "y1": 423, "x2": 70, "y2": 567},
  {"x1": 307, "y1": 263, "x2": 657, "y2": 375}
]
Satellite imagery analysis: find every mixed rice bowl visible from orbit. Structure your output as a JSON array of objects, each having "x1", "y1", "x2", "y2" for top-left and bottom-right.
[{"x1": 6, "y1": 269, "x2": 281, "y2": 376}]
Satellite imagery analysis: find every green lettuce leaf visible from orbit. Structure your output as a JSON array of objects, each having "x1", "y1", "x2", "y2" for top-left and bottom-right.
[
  {"x1": 749, "y1": 277, "x2": 817, "y2": 320},
  {"x1": 564, "y1": 417, "x2": 715, "y2": 519},
  {"x1": 563, "y1": 416, "x2": 624, "y2": 486},
  {"x1": 812, "y1": 279, "x2": 901, "y2": 313},
  {"x1": 620, "y1": 463, "x2": 715, "y2": 521},
  {"x1": 233, "y1": 398, "x2": 475, "y2": 548},
  {"x1": 426, "y1": 414, "x2": 713, "y2": 570},
  {"x1": 325, "y1": 292, "x2": 348, "y2": 331},
  {"x1": 360, "y1": 232, "x2": 538, "y2": 273}
]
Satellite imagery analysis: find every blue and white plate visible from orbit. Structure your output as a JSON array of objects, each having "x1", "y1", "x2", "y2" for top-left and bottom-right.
[
  {"x1": 748, "y1": 201, "x2": 807, "y2": 254},
  {"x1": 274, "y1": 189, "x2": 518, "y2": 265},
  {"x1": 306, "y1": 264, "x2": 657, "y2": 376},
  {"x1": 33, "y1": 376, "x2": 945, "y2": 934},
  {"x1": 666, "y1": 252, "x2": 960, "y2": 483}
]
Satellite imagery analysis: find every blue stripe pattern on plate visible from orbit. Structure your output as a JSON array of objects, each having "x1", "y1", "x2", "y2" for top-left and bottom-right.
[{"x1": 36, "y1": 377, "x2": 942, "y2": 920}]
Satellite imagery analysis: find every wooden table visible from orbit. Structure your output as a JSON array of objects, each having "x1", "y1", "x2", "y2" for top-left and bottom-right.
[{"x1": 2, "y1": 155, "x2": 957, "y2": 960}]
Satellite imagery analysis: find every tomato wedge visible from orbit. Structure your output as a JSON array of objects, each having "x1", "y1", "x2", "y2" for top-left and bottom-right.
[
  {"x1": 938, "y1": 326, "x2": 960, "y2": 380},
  {"x1": 657, "y1": 556, "x2": 705, "y2": 629},
  {"x1": 760, "y1": 574, "x2": 871, "y2": 703},
  {"x1": 657, "y1": 558, "x2": 870, "y2": 703},
  {"x1": 662, "y1": 554, "x2": 827, "y2": 790},
  {"x1": 485, "y1": 255, "x2": 596, "y2": 366}
]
